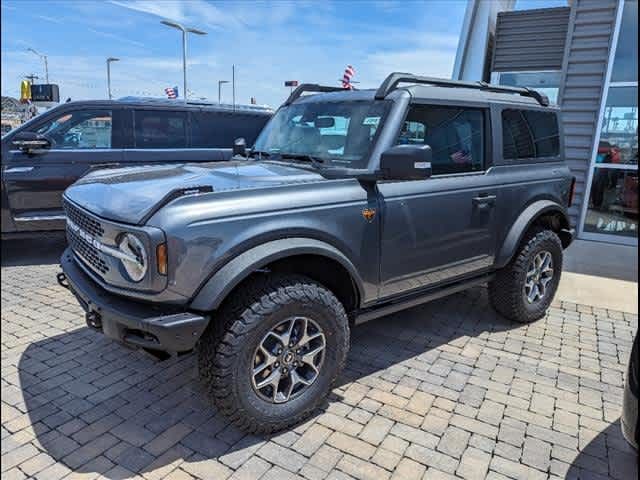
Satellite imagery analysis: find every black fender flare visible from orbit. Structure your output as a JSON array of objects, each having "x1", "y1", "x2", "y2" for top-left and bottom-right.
[
  {"x1": 189, "y1": 237, "x2": 365, "y2": 311},
  {"x1": 495, "y1": 199, "x2": 572, "y2": 268}
]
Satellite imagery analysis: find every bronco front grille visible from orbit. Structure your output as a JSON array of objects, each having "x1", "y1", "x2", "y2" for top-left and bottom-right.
[
  {"x1": 64, "y1": 200, "x2": 104, "y2": 238},
  {"x1": 67, "y1": 227, "x2": 109, "y2": 275}
]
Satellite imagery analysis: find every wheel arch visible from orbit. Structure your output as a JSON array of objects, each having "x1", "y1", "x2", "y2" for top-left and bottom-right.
[
  {"x1": 189, "y1": 237, "x2": 364, "y2": 315},
  {"x1": 496, "y1": 199, "x2": 573, "y2": 269}
]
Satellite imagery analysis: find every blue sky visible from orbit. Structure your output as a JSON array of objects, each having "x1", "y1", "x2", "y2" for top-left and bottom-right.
[{"x1": 1, "y1": 0, "x2": 567, "y2": 108}]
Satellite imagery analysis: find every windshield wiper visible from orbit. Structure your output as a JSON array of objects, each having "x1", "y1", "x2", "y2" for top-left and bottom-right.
[
  {"x1": 248, "y1": 150, "x2": 271, "y2": 160},
  {"x1": 278, "y1": 153, "x2": 325, "y2": 168}
]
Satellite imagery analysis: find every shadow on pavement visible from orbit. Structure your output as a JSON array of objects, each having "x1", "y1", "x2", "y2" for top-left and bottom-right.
[
  {"x1": 567, "y1": 422, "x2": 637, "y2": 480},
  {"x1": 12, "y1": 286, "x2": 636, "y2": 478},
  {"x1": 1, "y1": 234, "x2": 67, "y2": 267}
]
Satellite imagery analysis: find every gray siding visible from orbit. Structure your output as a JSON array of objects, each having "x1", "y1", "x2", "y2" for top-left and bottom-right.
[
  {"x1": 558, "y1": 0, "x2": 619, "y2": 225},
  {"x1": 492, "y1": 7, "x2": 570, "y2": 72}
]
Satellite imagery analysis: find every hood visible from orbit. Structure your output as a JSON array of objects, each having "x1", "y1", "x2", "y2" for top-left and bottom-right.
[{"x1": 64, "y1": 161, "x2": 325, "y2": 224}]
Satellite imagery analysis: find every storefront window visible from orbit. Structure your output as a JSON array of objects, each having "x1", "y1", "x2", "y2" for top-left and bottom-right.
[
  {"x1": 581, "y1": 1, "x2": 638, "y2": 244},
  {"x1": 585, "y1": 168, "x2": 638, "y2": 238},
  {"x1": 597, "y1": 86, "x2": 638, "y2": 165},
  {"x1": 611, "y1": 0, "x2": 638, "y2": 83}
]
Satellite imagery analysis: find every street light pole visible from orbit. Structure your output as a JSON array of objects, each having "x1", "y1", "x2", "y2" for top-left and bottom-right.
[
  {"x1": 106, "y1": 57, "x2": 120, "y2": 100},
  {"x1": 218, "y1": 80, "x2": 229, "y2": 104},
  {"x1": 160, "y1": 20, "x2": 207, "y2": 104},
  {"x1": 27, "y1": 48, "x2": 48, "y2": 83}
]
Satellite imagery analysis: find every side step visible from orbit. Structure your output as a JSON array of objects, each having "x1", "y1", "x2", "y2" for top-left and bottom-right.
[{"x1": 354, "y1": 274, "x2": 493, "y2": 325}]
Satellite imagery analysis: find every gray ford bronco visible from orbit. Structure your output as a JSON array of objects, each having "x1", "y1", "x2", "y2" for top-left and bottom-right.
[{"x1": 59, "y1": 73, "x2": 575, "y2": 433}]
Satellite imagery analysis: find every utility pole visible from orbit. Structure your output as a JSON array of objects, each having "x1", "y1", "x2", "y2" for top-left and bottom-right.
[
  {"x1": 106, "y1": 57, "x2": 120, "y2": 100},
  {"x1": 25, "y1": 74, "x2": 39, "y2": 84},
  {"x1": 161, "y1": 20, "x2": 207, "y2": 104},
  {"x1": 232, "y1": 64, "x2": 236, "y2": 110},
  {"x1": 27, "y1": 48, "x2": 48, "y2": 83}
]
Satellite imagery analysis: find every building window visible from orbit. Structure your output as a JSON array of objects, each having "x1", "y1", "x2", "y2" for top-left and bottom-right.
[
  {"x1": 581, "y1": 0, "x2": 638, "y2": 244},
  {"x1": 496, "y1": 71, "x2": 561, "y2": 104},
  {"x1": 611, "y1": 0, "x2": 638, "y2": 83}
]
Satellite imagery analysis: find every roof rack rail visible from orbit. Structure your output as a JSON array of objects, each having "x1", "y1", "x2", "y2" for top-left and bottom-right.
[
  {"x1": 374, "y1": 72, "x2": 549, "y2": 106},
  {"x1": 284, "y1": 84, "x2": 347, "y2": 106},
  {"x1": 116, "y1": 96, "x2": 274, "y2": 112}
]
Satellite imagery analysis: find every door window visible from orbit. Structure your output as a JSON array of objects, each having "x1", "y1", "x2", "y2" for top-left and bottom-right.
[
  {"x1": 32, "y1": 110, "x2": 112, "y2": 149},
  {"x1": 502, "y1": 109, "x2": 560, "y2": 161},
  {"x1": 396, "y1": 105, "x2": 485, "y2": 175},
  {"x1": 134, "y1": 110, "x2": 187, "y2": 148}
]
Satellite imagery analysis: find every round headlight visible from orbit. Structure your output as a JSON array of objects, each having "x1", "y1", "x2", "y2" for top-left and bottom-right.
[{"x1": 117, "y1": 233, "x2": 147, "y2": 282}]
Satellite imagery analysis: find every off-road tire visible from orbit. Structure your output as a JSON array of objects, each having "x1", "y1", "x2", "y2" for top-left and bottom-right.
[
  {"x1": 489, "y1": 229, "x2": 563, "y2": 323},
  {"x1": 197, "y1": 274, "x2": 350, "y2": 434}
]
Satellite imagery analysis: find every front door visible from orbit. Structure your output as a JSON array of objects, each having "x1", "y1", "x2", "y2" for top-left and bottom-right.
[
  {"x1": 2, "y1": 107, "x2": 121, "y2": 231},
  {"x1": 378, "y1": 103, "x2": 499, "y2": 298}
]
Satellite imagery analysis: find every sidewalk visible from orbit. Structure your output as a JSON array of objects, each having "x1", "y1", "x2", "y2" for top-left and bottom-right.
[{"x1": 557, "y1": 239, "x2": 638, "y2": 313}]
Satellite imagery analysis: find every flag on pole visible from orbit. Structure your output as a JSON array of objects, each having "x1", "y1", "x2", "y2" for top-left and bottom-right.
[
  {"x1": 164, "y1": 86, "x2": 179, "y2": 99},
  {"x1": 342, "y1": 65, "x2": 355, "y2": 89}
]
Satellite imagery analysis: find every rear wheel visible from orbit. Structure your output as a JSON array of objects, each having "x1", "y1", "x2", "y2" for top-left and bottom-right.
[
  {"x1": 197, "y1": 274, "x2": 350, "y2": 434},
  {"x1": 489, "y1": 229, "x2": 563, "y2": 323}
]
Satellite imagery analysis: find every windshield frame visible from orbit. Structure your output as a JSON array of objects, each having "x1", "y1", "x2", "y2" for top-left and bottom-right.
[{"x1": 252, "y1": 99, "x2": 393, "y2": 170}]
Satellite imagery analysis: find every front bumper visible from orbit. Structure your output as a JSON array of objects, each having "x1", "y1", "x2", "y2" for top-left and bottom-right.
[{"x1": 60, "y1": 248, "x2": 209, "y2": 354}]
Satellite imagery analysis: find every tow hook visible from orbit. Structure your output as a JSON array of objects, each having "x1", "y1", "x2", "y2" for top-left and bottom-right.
[
  {"x1": 86, "y1": 311, "x2": 102, "y2": 330},
  {"x1": 56, "y1": 272, "x2": 69, "y2": 289}
]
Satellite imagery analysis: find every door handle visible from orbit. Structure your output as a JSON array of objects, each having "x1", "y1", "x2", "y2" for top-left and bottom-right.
[{"x1": 472, "y1": 194, "x2": 497, "y2": 207}]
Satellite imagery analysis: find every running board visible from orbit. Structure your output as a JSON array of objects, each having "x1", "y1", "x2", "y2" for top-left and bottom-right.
[{"x1": 354, "y1": 273, "x2": 494, "y2": 325}]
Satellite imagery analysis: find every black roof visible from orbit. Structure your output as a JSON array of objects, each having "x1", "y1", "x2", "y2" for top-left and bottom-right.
[{"x1": 50, "y1": 97, "x2": 274, "y2": 114}]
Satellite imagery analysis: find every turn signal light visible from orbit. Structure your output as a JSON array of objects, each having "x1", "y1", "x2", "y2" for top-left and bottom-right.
[{"x1": 156, "y1": 243, "x2": 168, "y2": 276}]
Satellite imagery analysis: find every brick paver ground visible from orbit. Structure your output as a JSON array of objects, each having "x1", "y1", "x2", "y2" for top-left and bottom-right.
[{"x1": 1, "y1": 238, "x2": 638, "y2": 480}]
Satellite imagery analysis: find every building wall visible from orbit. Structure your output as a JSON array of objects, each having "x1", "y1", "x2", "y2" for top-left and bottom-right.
[
  {"x1": 492, "y1": 7, "x2": 570, "y2": 72},
  {"x1": 557, "y1": 0, "x2": 620, "y2": 224}
]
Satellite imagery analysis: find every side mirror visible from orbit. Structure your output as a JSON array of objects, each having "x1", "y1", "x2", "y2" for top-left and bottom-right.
[
  {"x1": 11, "y1": 131, "x2": 52, "y2": 153},
  {"x1": 379, "y1": 144, "x2": 432, "y2": 180},
  {"x1": 233, "y1": 137, "x2": 247, "y2": 157}
]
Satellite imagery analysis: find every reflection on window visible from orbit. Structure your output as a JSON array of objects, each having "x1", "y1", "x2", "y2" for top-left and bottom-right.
[
  {"x1": 611, "y1": 0, "x2": 638, "y2": 83},
  {"x1": 597, "y1": 86, "x2": 638, "y2": 165},
  {"x1": 134, "y1": 110, "x2": 186, "y2": 148},
  {"x1": 502, "y1": 109, "x2": 560, "y2": 160},
  {"x1": 33, "y1": 110, "x2": 112, "y2": 149},
  {"x1": 498, "y1": 71, "x2": 561, "y2": 104},
  {"x1": 396, "y1": 106, "x2": 484, "y2": 175},
  {"x1": 585, "y1": 168, "x2": 638, "y2": 238}
]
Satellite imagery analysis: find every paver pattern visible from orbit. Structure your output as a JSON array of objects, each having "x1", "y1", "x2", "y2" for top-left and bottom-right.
[{"x1": 2, "y1": 238, "x2": 638, "y2": 480}]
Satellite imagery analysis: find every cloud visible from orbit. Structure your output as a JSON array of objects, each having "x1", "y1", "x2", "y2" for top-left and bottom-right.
[{"x1": 109, "y1": 0, "x2": 187, "y2": 22}]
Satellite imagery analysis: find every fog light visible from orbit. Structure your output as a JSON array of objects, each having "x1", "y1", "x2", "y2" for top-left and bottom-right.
[{"x1": 157, "y1": 243, "x2": 168, "y2": 276}]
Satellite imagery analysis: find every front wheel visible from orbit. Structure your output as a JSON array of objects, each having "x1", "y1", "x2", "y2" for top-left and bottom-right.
[
  {"x1": 198, "y1": 274, "x2": 350, "y2": 434},
  {"x1": 489, "y1": 229, "x2": 563, "y2": 323}
]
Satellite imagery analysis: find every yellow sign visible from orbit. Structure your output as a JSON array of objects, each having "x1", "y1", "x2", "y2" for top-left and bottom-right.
[{"x1": 20, "y1": 80, "x2": 31, "y2": 103}]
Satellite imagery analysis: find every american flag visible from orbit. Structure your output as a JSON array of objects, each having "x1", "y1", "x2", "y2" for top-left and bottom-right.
[
  {"x1": 342, "y1": 65, "x2": 355, "y2": 89},
  {"x1": 450, "y1": 149, "x2": 471, "y2": 164},
  {"x1": 164, "y1": 86, "x2": 179, "y2": 99}
]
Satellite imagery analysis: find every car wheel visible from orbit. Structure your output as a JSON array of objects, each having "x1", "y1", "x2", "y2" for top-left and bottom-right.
[
  {"x1": 197, "y1": 274, "x2": 350, "y2": 434},
  {"x1": 489, "y1": 229, "x2": 563, "y2": 323}
]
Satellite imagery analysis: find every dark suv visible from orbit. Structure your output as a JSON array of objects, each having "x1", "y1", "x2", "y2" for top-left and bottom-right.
[
  {"x1": 59, "y1": 73, "x2": 575, "y2": 433},
  {"x1": 1, "y1": 97, "x2": 272, "y2": 236}
]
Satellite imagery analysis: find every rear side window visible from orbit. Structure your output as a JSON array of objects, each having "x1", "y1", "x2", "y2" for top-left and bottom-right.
[
  {"x1": 396, "y1": 105, "x2": 485, "y2": 175},
  {"x1": 191, "y1": 112, "x2": 270, "y2": 148},
  {"x1": 502, "y1": 109, "x2": 559, "y2": 160},
  {"x1": 134, "y1": 110, "x2": 187, "y2": 148}
]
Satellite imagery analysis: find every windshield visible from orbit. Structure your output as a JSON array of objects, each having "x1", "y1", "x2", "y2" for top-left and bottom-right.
[{"x1": 253, "y1": 100, "x2": 390, "y2": 169}]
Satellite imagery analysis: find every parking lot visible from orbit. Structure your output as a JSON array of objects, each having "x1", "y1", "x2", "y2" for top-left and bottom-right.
[{"x1": 1, "y1": 236, "x2": 637, "y2": 480}]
